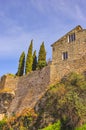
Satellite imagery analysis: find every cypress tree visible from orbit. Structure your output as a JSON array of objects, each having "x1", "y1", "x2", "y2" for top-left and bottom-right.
[
  {"x1": 38, "y1": 42, "x2": 46, "y2": 69},
  {"x1": 25, "y1": 40, "x2": 33, "y2": 74},
  {"x1": 32, "y1": 50, "x2": 37, "y2": 71},
  {"x1": 16, "y1": 51, "x2": 25, "y2": 76}
]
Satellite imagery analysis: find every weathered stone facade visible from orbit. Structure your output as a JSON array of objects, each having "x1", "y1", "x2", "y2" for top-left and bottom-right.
[{"x1": 50, "y1": 25, "x2": 86, "y2": 81}]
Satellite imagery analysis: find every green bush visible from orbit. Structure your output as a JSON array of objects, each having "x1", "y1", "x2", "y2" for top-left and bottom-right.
[
  {"x1": 75, "y1": 124, "x2": 86, "y2": 130},
  {"x1": 41, "y1": 120, "x2": 61, "y2": 130},
  {"x1": 62, "y1": 72, "x2": 86, "y2": 90},
  {"x1": 37, "y1": 61, "x2": 47, "y2": 69},
  {"x1": 0, "y1": 118, "x2": 7, "y2": 130}
]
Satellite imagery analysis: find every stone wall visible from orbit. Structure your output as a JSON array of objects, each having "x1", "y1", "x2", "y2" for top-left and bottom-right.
[
  {"x1": 50, "y1": 54, "x2": 86, "y2": 81},
  {"x1": 50, "y1": 26, "x2": 86, "y2": 81},
  {"x1": 0, "y1": 75, "x2": 18, "y2": 91},
  {"x1": 6, "y1": 66, "x2": 50, "y2": 115},
  {"x1": 0, "y1": 75, "x2": 7, "y2": 89},
  {"x1": 52, "y1": 29, "x2": 86, "y2": 64}
]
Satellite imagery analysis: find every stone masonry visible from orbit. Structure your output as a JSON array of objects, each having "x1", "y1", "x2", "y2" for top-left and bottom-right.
[
  {"x1": 50, "y1": 25, "x2": 86, "y2": 81},
  {"x1": 0, "y1": 66, "x2": 51, "y2": 115}
]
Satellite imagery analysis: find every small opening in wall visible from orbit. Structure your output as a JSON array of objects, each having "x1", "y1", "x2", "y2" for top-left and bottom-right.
[
  {"x1": 68, "y1": 33, "x2": 75, "y2": 43},
  {"x1": 62, "y1": 52, "x2": 68, "y2": 60}
]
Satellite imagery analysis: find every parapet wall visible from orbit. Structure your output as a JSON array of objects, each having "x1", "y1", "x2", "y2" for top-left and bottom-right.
[{"x1": 0, "y1": 75, "x2": 19, "y2": 91}]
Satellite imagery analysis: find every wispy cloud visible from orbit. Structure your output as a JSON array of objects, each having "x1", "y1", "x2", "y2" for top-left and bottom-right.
[
  {"x1": 0, "y1": 28, "x2": 53, "y2": 59},
  {"x1": 30, "y1": 0, "x2": 86, "y2": 23}
]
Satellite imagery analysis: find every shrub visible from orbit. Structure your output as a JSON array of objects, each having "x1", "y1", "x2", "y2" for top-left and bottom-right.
[
  {"x1": 75, "y1": 124, "x2": 86, "y2": 130},
  {"x1": 0, "y1": 118, "x2": 7, "y2": 130},
  {"x1": 41, "y1": 120, "x2": 61, "y2": 130},
  {"x1": 38, "y1": 61, "x2": 47, "y2": 69}
]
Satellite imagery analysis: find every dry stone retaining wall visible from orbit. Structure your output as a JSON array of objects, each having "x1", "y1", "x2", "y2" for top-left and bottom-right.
[{"x1": 6, "y1": 66, "x2": 51, "y2": 114}]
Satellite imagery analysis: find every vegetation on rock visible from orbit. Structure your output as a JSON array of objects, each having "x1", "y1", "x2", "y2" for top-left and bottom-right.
[
  {"x1": 41, "y1": 120, "x2": 61, "y2": 130},
  {"x1": 34, "y1": 72, "x2": 86, "y2": 130},
  {"x1": 0, "y1": 108, "x2": 37, "y2": 130},
  {"x1": 0, "y1": 118, "x2": 7, "y2": 130},
  {"x1": 41, "y1": 122, "x2": 86, "y2": 130}
]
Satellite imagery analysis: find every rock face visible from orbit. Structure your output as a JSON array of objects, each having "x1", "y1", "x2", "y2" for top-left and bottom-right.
[
  {"x1": 0, "y1": 92, "x2": 14, "y2": 114},
  {"x1": 0, "y1": 92, "x2": 14, "y2": 120}
]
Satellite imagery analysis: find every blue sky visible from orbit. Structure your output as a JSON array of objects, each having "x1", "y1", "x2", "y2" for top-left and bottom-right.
[{"x1": 0, "y1": 0, "x2": 86, "y2": 76}]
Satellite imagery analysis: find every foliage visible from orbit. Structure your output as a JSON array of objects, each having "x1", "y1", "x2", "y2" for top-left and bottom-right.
[
  {"x1": 0, "y1": 118, "x2": 7, "y2": 130},
  {"x1": 7, "y1": 73, "x2": 15, "y2": 77},
  {"x1": 40, "y1": 122, "x2": 86, "y2": 130},
  {"x1": 25, "y1": 40, "x2": 33, "y2": 74},
  {"x1": 38, "y1": 42, "x2": 47, "y2": 69},
  {"x1": 2, "y1": 108, "x2": 37, "y2": 130},
  {"x1": 38, "y1": 60, "x2": 47, "y2": 69},
  {"x1": 41, "y1": 120, "x2": 61, "y2": 130},
  {"x1": 75, "y1": 124, "x2": 86, "y2": 130},
  {"x1": 32, "y1": 50, "x2": 37, "y2": 71},
  {"x1": 34, "y1": 72, "x2": 86, "y2": 130},
  {"x1": 16, "y1": 51, "x2": 25, "y2": 76},
  {"x1": 61, "y1": 72, "x2": 86, "y2": 90},
  {"x1": 41, "y1": 122, "x2": 86, "y2": 130}
]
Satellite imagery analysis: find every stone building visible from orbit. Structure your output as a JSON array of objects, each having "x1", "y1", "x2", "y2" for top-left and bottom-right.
[
  {"x1": 0, "y1": 25, "x2": 86, "y2": 117},
  {"x1": 50, "y1": 25, "x2": 86, "y2": 81}
]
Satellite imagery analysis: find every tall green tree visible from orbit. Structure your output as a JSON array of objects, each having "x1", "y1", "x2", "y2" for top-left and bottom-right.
[
  {"x1": 32, "y1": 50, "x2": 37, "y2": 71},
  {"x1": 25, "y1": 40, "x2": 33, "y2": 74},
  {"x1": 16, "y1": 51, "x2": 25, "y2": 76},
  {"x1": 38, "y1": 42, "x2": 46, "y2": 69}
]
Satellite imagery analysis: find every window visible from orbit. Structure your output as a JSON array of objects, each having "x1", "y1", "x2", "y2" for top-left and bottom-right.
[
  {"x1": 62, "y1": 52, "x2": 68, "y2": 60},
  {"x1": 68, "y1": 33, "x2": 75, "y2": 43}
]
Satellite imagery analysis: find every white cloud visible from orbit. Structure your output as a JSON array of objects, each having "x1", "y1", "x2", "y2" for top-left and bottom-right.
[
  {"x1": 0, "y1": 29, "x2": 52, "y2": 59},
  {"x1": 30, "y1": 0, "x2": 86, "y2": 23}
]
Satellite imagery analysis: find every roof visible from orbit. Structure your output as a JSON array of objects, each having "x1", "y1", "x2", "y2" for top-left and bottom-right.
[{"x1": 51, "y1": 25, "x2": 83, "y2": 47}]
